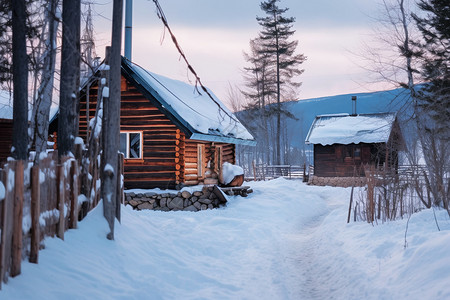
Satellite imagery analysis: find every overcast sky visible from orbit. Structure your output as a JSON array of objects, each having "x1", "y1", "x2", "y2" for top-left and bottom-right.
[{"x1": 90, "y1": 0, "x2": 387, "y2": 107}]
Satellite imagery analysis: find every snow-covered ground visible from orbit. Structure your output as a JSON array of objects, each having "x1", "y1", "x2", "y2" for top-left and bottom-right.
[{"x1": 1, "y1": 178, "x2": 449, "y2": 299}]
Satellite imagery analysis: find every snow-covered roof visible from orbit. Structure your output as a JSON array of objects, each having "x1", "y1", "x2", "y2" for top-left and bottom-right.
[
  {"x1": 122, "y1": 58, "x2": 255, "y2": 146},
  {"x1": 305, "y1": 112, "x2": 397, "y2": 146}
]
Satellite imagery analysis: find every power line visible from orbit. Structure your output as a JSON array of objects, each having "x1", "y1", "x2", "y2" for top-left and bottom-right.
[{"x1": 150, "y1": 0, "x2": 238, "y2": 123}]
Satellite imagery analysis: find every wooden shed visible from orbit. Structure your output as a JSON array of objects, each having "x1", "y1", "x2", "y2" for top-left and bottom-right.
[
  {"x1": 305, "y1": 113, "x2": 404, "y2": 177},
  {"x1": 72, "y1": 57, "x2": 255, "y2": 189}
]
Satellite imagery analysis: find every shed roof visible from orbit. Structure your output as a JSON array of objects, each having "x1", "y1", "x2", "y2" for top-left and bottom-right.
[
  {"x1": 305, "y1": 112, "x2": 397, "y2": 146},
  {"x1": 121, "y1": 58, "x2": 255, "y2": 146}
]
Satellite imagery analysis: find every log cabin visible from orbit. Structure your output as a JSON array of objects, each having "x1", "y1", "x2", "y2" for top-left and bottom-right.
[
  {"x1": 0, "y1": 92, "x2": 13, "y2": 165},
  {"x1": 51, "y1": 57, "x2": 255, "y2": 189},
  {"x1": 305, "y1": 112, "x2": 404, "y2": 178}
]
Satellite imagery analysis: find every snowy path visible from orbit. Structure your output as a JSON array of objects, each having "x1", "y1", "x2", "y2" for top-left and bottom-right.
[{"x1": 1, "y1": 178, "x2": 450, "y2": 299}]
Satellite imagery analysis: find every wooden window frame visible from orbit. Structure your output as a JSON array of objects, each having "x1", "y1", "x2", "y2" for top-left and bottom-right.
[
  {"x1": 120, "y1": 131, "x2": 143, "y2": 160},
  {"x1": 197, "y1": 144, "x2": 205, "y2": 178}
]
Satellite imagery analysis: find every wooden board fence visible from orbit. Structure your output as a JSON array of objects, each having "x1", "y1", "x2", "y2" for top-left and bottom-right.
[{"x1": 0, "y1": 152, "x2": 124, "y2": 288}]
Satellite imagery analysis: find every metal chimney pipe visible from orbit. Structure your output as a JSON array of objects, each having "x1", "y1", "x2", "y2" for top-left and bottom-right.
[
  {"x1": 124, "y1": 0, "x2": 132, "y2": 60},
  {"x1": 351, "y1": 96, "x2": 357, "y2": 116}
]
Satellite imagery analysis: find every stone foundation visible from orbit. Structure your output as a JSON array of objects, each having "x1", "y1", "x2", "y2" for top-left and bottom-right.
[
  {"x1": 125, "y1": 186, "x2": 252, "y2": 212},
  {"x1": 308, "y1": 176, "x2": 367, "y2": 187}
]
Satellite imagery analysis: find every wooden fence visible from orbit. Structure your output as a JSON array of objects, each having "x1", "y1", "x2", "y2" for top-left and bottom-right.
[
  {"x1": 0, "y1": 150, "x2": 124, "y2": 289},
  {"x1": 246, "y1": 163, "x2": 309, "y2": 181}
]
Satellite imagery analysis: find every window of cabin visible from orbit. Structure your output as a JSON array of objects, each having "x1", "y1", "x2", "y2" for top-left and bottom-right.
[
  {"x1": 120, "y1": 131, "x2": 143, "y2": 159},
  {"x1": 344, "y1": 147, "x2": 352, "y2": 158},
  {"x1": 197, "y1": 144, "x2": 205, "y2": 178},
  {"x1": 214, "y1": 145, "x2": 223, "y2": 173},
  {"x1": 354, "y1": 147, "x2": 361, "y2": 158}
]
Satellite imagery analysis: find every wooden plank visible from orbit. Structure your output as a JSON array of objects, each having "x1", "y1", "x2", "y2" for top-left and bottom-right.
[
  {"x1": 29, "y1": 165, "x2": 40, "y2": 264},
  {"x1": 0, "y1": 166, "x2": 13, "y2": 285},
  {"x1": 69, "y1": 160, "x2": 78, "y2": 229},
  {"x1": 11, "y1": 160, "x2": 24, "y2": 277},
  {"x1": 116, "y1": 153, "x2": 124, "y2": 222},
  {"x1": 56, "y1": 164, "x2": 65, "y2": 240}
]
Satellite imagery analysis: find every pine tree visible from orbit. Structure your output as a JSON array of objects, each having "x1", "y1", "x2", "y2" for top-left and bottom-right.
[
  {"x1": 412, "y1": 0, "x2": 450, "y2": 140},
  {"x1": 256, "y1": 0, "x2": 306, "y2": 164},
  {"x1": 411, "y1": 0, "x2": 450, "y2": 211}
]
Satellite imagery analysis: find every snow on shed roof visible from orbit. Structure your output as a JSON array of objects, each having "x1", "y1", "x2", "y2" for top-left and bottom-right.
[
  {"x1": 122, "y1": 58, "x2": 255, "y2": 145},
  {"x1": 305, "y1": 112, "x2": 397, "y2": 146}
]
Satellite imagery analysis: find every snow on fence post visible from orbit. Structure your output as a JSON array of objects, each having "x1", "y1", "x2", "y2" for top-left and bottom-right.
[
  {"x1": 29, "y1": 165, "x2": 40, "y2": 263},
  {"x1": 11, "y1": 160, "x2": 24, "y2": 277},
  {"x1": 56, "y1": 164, "x2": 65, "y2": 240},
  {"x1": 69, "y1": 160, "x2": 78, "y2": 229}
]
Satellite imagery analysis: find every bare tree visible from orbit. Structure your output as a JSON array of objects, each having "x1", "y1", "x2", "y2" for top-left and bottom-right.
[
  {"x1": 30, "y1": 0, "x2": 59, "y2": 162},
  {"x1": 58, "y1": 0, "x2": 80, "y2": 158}
]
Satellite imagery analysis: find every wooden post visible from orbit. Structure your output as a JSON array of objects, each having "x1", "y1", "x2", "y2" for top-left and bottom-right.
[
  {"x1": 115, "y1": 152, "x2": 124, "y2": 222},
  {"x1": 29, "y1": 165, "x2": 40, "y2": 263},
  {"x1": 69, "y1": 160, "x2": 78, "y2": 229},
  {"x1": 11, "y1": 160, "x2": 24, "y2": 277},
  {"x1": 56, "y1": 164, "x2": 65, "y2": 240},
  {"x1": 0, "y1": 166, "x2": 13, "y2": 286},
  {"x1": 347, "y1": 185, "x2": 354, "y2": 223},
  {"x1": 252, "y1": 160, "x2": 257, "y2": 181}
]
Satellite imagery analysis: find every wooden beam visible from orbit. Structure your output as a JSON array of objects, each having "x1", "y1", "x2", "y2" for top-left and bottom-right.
[
  {"x1": 56, "y1": 164, "x2": 65, "y2": 240},
  {"x1": 69, "y1": 160, "x2": 78, "y2": 229},
  {"x1": 11, "y1": 160, "x2": 24, "y2": 277},
  {"x1": 29, "y1": 165, "x2": 40, "y2": 263}
]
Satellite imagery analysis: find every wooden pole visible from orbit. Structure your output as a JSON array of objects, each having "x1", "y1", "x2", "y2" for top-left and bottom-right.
[
  {"x1": 29, "y1": 165, "x2": 40, "y2": 263},
  {"x1": 69, "y1": 160, "x2": 78, "y2": 229},
  {"x1": 56, "y1": 164, "x2": 65, "y2": 240},
  {"x1": 11, "y1": 160, "x2": 24, "y2": 277},
  {"x1": 115, "y1": 152, "x2": 124, "y2": 222},
  {"x1": 252, "y1": 160, "x2": 257, "y2": 181},
  {"x1": 347, "y1": 185, "x2": 354, "y2": 223},
  {"x1": 0, "y1": 167, "x2": 11, "y2": 287}
]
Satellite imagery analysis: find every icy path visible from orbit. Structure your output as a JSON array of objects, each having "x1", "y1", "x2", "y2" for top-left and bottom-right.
[{"x1": 2, "y1": 178, "x2": 450, "y2": 299}]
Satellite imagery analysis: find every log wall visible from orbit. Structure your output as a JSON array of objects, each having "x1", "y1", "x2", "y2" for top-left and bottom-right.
[
  {"x1": 0, "y1": 119, "x2": 13, "y2": 164},
  {"x1": 314, "y1": 143, "x2": 379, "y2": 177},
  {"x1": 79, "y1": 75, "x2": 237, "y2": 189}
]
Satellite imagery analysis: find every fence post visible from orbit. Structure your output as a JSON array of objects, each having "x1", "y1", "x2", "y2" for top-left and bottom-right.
[
  {"x1": 252, "y1": 160, "x2": 256, "y2": 181},
  {"x1": 29, "y1": 165, "x2": 40, "y2": 263},
  {"x1": 11, "y1": 160, "x2": 24, "y2": 277},
  {"x1": 116, "y1": 153, "x2": 124, "y2": 222},
  {"x1": 69, "y1": 160, "x2": 78, "y2": 229},
  {"x1": 56, "y1": 164, "x2": 65, "y2": 240},
  {"x1": 347, "y1": 185, "x2": 354, "y2": 223},
  {"x1": 0, "y1": 167, "x2": 10, "y2": 286}
]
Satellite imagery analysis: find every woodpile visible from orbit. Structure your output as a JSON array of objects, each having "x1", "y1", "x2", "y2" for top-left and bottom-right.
[
  {"x1": 308, "y1": 176, "x2": 367, "y2": 187},
  {"x1": 125, "y1": 185, "x2": 253, "y2": 212}
]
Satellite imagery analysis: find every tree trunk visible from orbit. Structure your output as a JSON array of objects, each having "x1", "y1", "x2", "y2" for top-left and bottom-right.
[
  {"x1": 274, "y1": 11, "x2": 281, "y2": 165},
  {"x1": 58, "y1": 0, "x2": 80, "y2": 158},
  {"x1": 11, "y1": 0, "x2": 28, "y2": 161},
  {"x1": 102, "y1": 0, "x2": 123, "y2": 240},
  {"x1": 32, "y1": 0, "x2": 59, "y2": 162}
]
